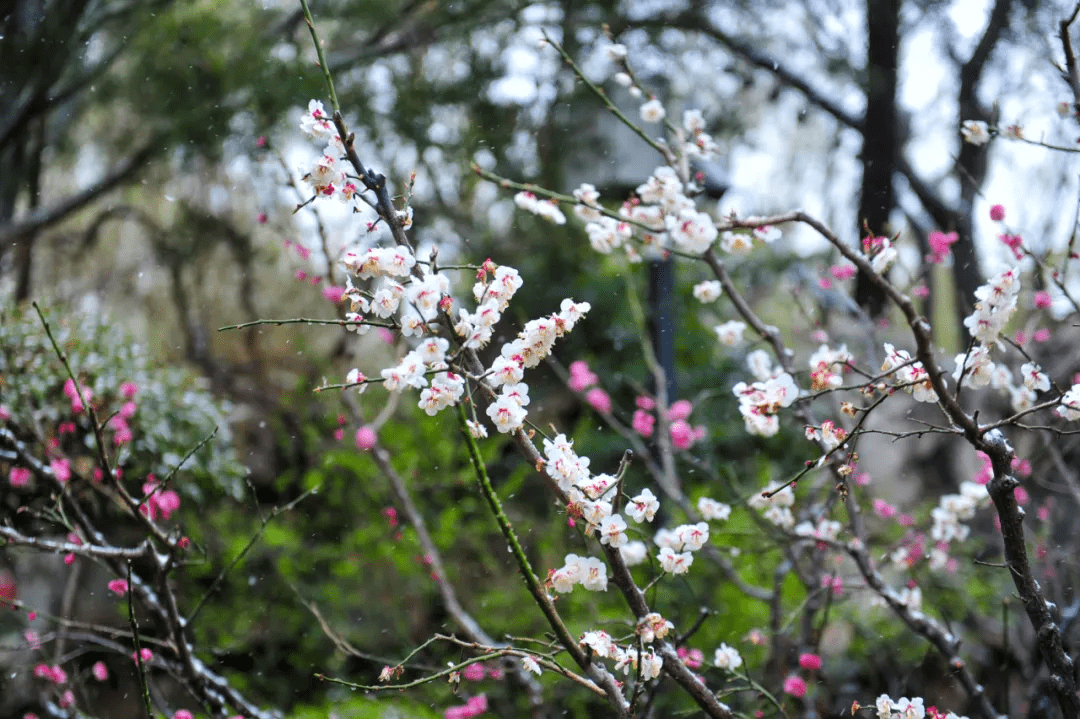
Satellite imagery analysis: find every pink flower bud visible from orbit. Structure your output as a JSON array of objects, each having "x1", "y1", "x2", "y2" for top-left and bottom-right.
[
  {"x1": 9, "y1": 467, "x2": 31, "y2": 487},
  {"x1": 665, "y1": 399, "x2": 693, "y2": 421},
  {"x1": 355, "y1": 426, "x2": 377, "y2": 450},
  {"x1": 782, "y1": 674, "x2": 807, "y2": 698},
  {"x1": 585, "y1": 388, "x2": 611, "y2": 414}
]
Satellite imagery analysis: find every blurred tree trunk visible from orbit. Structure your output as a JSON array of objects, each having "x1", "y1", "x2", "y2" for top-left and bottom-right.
[{"x1": 854, "y1": 0, "x2": 900, "y2": 318}]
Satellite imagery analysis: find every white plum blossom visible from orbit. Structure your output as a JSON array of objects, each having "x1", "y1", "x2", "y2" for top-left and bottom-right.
[
  {"x1": 572, "y1": 183, "x2": 603, "y2": 222},
  {"x1": 543, "y1": 433, "x2": 591, "y2": 491},
  {"x1": 805, "y1": 420, "x2": 847, "y2": 451},
  {"x1": 580, "y1": 557, "x2": 609, "y2": 591},
  {"x1": 897, "y1": 585, "x2": 922, "y2": 611},
  {"x1": 1057, "y1": 384, "x2": 1080, "y2": 420},
  {"x1": 683, "y1": 109, "x2": 706, "y2": 133},
  {"x1": 640, "y1": 648, "x2": 663, "y2": 680},
  {"x1": 382, "y1": 351, "x2": 428, "y2": 391},
  {"x1": 713, "y1": 643, "x2": 743, "y2": 671},
  {"x1": 749, "y1": 483, "x2": 796, "y2": 529},
  {"x1": 697, "y1": 497, "x2": 731, "y2": 521},
  {"x1": 619, "y1": 540, "x2": 648, "y2": 566},
  {"x1": 486, "y1": 394, "x2": 527, "y2": 433},
  {"x1": 606, "y1": 43, "x2": 628, "y2": 61},
  {"x1": 300, "y1": 99, "x2": 336, "y2": 140},
  {"x1": 640, "y1": 98, "x2": 665, "y2": 123},
  {"x1": 720, "y1": 230, "x2": 753, "y2": 253},
  {"x1": 578, "y1": 473, "x2": 617, "y2": 500},
  {"x1": 1020, "y1": 362, "x2": 1050, "y2": 392},
  {"x1": 581, "y1": 499, "x2": 613, "y2": 530},
  {"x1": 668, "y1": 209, "x2": 718, "y2": 254},
  {"x1": 636, "y1": 167, "x2": 685, "y2": 211},
  {"x1": 794, "y1": 518, "x2": 843, "y2": 542},
  {"x1": 599, "y1": 515, "x2": 629, "y2": 547},
  {"x1": 418, "y1": 372, "x2": 465, "y2": 416},
  {"x1": 613, "y1": 647, "x2": 638, "y2": 675},
  {"x1": 674, "y1": 522, "x2": 709, "y2": 551},
  {"x1": 304, "y1": 151, "x2": 344, "y2": 196},
  {"x1": 584, "y1": 217, "x2": 625, "y2": 254},
  {"x1": 952, "y1": 346, "x2": 995, "y2": 389},
  {"x1": 961, "y1": 119, "x2": 991, "y2": 145},
  {"x1": 763, "y1": 505, "x2": 795, "y2": 530},
  {"x1": 732, "y1": 372, "x2": 799, "y2": 436},
  {"x1": 881, "y1": 343, "x2": 939, "y2": 403},
  {"x1": 657, "y1": 547, "x2": 693, "y2": 574},
  {"x1": 627, "y1": 488, "x2": 660, "y2": 523},
  {"x1": 963, "y1": 268, "x2": 1020, "y2": 344},
  {"x1": 1009, "y1": 384, "x2": 1037, "y2": 413},
  {"x1": 344, "y1": 245, "x2": 417, "y2": 279},
  {"x1": 477, "y1": 265, "x2": 523, "y2": 310},
  {"x1": 488, "y1": 354, "x2": 524, "y2": 388},
  {"x1": 746, "y1": 349, "x2": 774, "y2": 381},
  {"x1": 692, "y1": 280, "x2": 722, "y2": 303},
  {"x1": 370, "y1": 281, "x2": 405, "y2": 318},
  {"x1": 520, "y1": 656, "x2": 541, "y2": 676},
  {"x1": 808, "y1": 344, "x2": 851, "y2": 390},
  {"x1": 714, "y1": 320, "x2": 747, "y2": 347},
  {"x1": 465, "y1": 420, "x2": 488, "y2": 439},
  {"x1": 550, "y1": 554, "x2": 583, "y2": 593},
  {"x1": 500, "y1": 382, "x2": 530, "y2": 408},
  {"x1": 552, "y1": 554, "x2": 608, "y2": 593},
  {"x1": 580, "y1": 630, "x2": 616, "y2": 658},
  {"x1": 637, "y1": 613, "x2": 674, "y2": 642},
  {"x1": 868, "y1": 235, "x2": 898, "y2": 273},
  {"x1": 514, "y1": 191, "x2": 566, "y2": 224},
  {"x1": 417, "y1": 337, "x2": 449, "y2": 365},
  {"x1": 345, "y1": 368, "x2": 368, "y2": 392},
  {"x1": 406, "y1": 273, "x2": 449, "y2": 320}
]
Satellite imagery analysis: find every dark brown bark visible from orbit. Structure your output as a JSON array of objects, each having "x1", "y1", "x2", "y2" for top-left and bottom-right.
[{"x1": 854, "y1": 0, "x2": 901, "y2": 318}]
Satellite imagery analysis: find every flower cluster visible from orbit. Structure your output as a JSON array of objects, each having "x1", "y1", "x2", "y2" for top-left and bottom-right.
[
  {"x1": 681, "y1": 109, "x2": 718, "y2": 158},
  {"x1": 713, "y1": 643, "x2": 743, "y2": 671},
  {"x1": 732, "y1": 372, "x2": 800, "y2": 436},
  {"x1": 873, "y1": 693, "x2": 969, "y2": 719},
  {"x1": 549, "y1": 553, "x2": 608, "y2": 593},
  {"x1": 748, "y1": 483, "x2": 796, "y2": 529},
  {"x1": 514, "y1": 191, "x2": 567, "y2": 225},
  {"x1": 881, "y1": 343, "x2": 938, "y2": 403},
  {"x1": 692, "y1": 279, "x2": 722, "y2": 303},
  {"x1": 579, "y1": 630, "x2": 664, "y2": 680},
  {"x1": 862, "y1": 234, "x2": 898, "y2": 273},
  {"x1": 929, "y1": 481, "x2": 989, "y2": 546},
  {"x1": 808, "y1": 344, "x2": 851, "y2": 391},
  {"x1": 697, "y1": 496, "x2": 732, "y2": 521},
  {"x1": 1056, "y1": 382, "x2": 1080, "y2": 420},
  {"x1": 794, "y1": 516, "x2": 843, "y2": 543},
  {"x1": 297, "y1": 101, "x2": 359, "y2": 201},
  {"x1": 962, "y1": 268, "x2": 1020, "y2": 345},
  {"x1": 653, "y1": 522, "x2": 710, "y2": 574}
]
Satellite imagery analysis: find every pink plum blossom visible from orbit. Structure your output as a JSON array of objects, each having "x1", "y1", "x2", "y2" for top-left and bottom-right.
[
  {"x1": 585, "y1": 388, "x2": 612, "y2": 414},
  {"x1": 355, "y1": 426, "x2": 377, "y2": 450}
]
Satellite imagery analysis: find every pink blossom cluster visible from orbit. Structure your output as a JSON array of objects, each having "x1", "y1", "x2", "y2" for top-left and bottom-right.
[
  {"x1": 33, "y1": 663, "x2": 68, "y2": 684},
  {"x1": 62, "y1": 377, "x2": 92, "y2": 414},
  {"x1": 926, "y1": 230, "x2": 958, "y2": 264},
  {"x1": 444, "y1": 694, "x2": 488, "y2": 719},
  {"x1": 140, "y1": 476, "x2": 181, "y2": 521},
  {"x1": 568, "y1": 360, "x2": 599, "y2": 391}
]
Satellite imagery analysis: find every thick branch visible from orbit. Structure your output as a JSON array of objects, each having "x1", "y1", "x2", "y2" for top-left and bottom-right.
[{"x1": 0, "y1": 138, "x2": 160, "y2": 249}]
